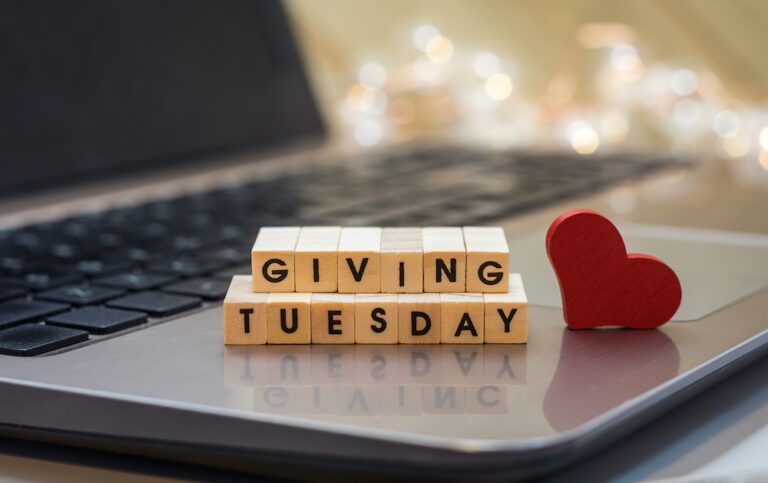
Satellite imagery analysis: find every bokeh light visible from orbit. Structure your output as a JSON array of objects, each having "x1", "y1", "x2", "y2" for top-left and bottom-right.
[
  {"x1": 412, "y1": 24, "x2": 440, "y2": 52},
  {"x1": 425, "y1": 35, "x2": 454, "y2": 63},
  {"x1": 484, "y1": 73, "x2": 513, "y2": 101}
]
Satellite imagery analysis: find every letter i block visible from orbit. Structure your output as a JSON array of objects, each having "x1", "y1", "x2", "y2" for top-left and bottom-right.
[
  {"x1": 440, "y1": 293, "x2": 484, "y2": 344},
  {"x1": 483, "y1": 274, "x2": 527, "y2": 343},
  {"x1": 398, "y1": 293, "x2": 441, "y2": 344},
  {"x1": 354, "y1": 293, "x2": 398, "y2": 344},
  {"x1": 266, "y1": 293, "x2": 312, "y2": 344},
  {"x1": 311, "y1": 293, "x2": 355, "y2": 344},
  {"x1": 251, "y1": 227, "x2": 301, "y2": 292},
  {"x1": 381, "y1": 227, "x2": 423, "y2": 293},
  {"x1": 463, "y1": 227, "x2": 509, "y2": 293},
  {"x1": 223, "y1": 276, "x2": 268, "y2": 345},
  {"x1": 295, "y1": 226, "x2": 341, "y2": 292},
  {"x1": 423, "y1": 227, "x2": 466, "y2": 292},
  {"x1": 338, "y1": 227, "x2": 382, "y2": 293}
]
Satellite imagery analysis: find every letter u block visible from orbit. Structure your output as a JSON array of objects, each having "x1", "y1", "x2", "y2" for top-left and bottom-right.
[
  {"x1": 266, "y1": 293, "x2": 312, "y2": 344},
  {"x1": 398, "y1": 293, "x2": 441, "y2": 344},
  {"x1": 223, "y1": 275, "x2": 268, "y2": 345},
  {"x1": 251, "y1": 227, "x2": 301, "y2": 292}
]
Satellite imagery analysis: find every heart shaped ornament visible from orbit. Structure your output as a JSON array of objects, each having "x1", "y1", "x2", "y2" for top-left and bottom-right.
[{"x1": 546, "y1": 210, "x2": 681, "y2": 329}]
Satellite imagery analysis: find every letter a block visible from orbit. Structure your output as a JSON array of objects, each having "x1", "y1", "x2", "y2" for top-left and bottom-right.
[
  {"x1": 251, "y1": 227, "x2": 300, "y2": 292},
  {"x1": 463, "y1": 227, "x2": 509, "y2": 293},
  {"x1": 266, "y1": 293, "x2": 312, "y2": 344},
  {"x1": 398, "y1": 293, "x2": 441, "y2": 344},
  {"x1": 223, "y1": 275, "x2": 268, "y2": 345},
  {"x1": 423, "y1": 227, "x2": 466, "y2": 293},
  {"x1": 483, "y1": 274, "x2": 527, "y2": 343},
  {"x1": 381, "y1": 227, "x2": 423, "y2": 293},
  {"x1": 338, "y1": 227, "x2": 382, "y2": 293},
  {"x1": 440, "y1": 293, "x2": 484, "y2": 344},
  {"x1": 295, "y1": 227, "x2": 341, "y2": 292},
  {"x1": 311, "y1": 293, "x2": 355, "y2": 344},
  {"x1": 355, "y1": 293, "x2": 398, "y2": 344}
]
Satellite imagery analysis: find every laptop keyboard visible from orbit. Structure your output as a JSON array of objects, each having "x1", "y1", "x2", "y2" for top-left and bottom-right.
[{"x1": 0, "y1": 146, "x2": 680, "y2": 356}]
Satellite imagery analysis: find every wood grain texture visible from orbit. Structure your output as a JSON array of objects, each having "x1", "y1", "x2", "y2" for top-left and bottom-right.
[
  {"x1": 484, "y1": 274, "x2": 528, "y2": 343},
  {"x1": 251, "y1": 227, "x2": 300, "y2": 292},
  {"x1": 440, "y1": 292, "x2": 485, "y2": 344},
  {"x1": 546, "y1": 210, "x2": 681, "y2": 329},
  {"x1": 223, "y1": 275, "x2": 268, "y2": 345},
  {"x1": 354, "y1": 293, "x2": 398, "y2": 344},
  {"x1": 311, "y1": 293, "x2": 356, "y2": 343},
  {"x1": 295, "y1": 226, "x2": 341, "y2": 292},
  {"x1": 463, "y1": 226, "x2": 509, "y2": 293},
  {"x1": 422, "y1": 227, "x2": 466, "y2": 293},
  {"x1": 266, "y1": 292, "x2": 312, "y2": 344},
  {"x1": 398, "y1": 293, "x2": 441, "y2": 344},
  {"x1": 338, "y1": 227, "x2": 382, "y2": 293},
  {"x1": 381, "y1": 227, "x2": 423, "y2": 293}
]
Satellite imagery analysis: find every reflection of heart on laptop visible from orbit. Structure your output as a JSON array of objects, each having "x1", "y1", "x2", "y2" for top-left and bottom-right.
[{"x1": 546, "y1": 209, "x2": 681, "y2": 329}]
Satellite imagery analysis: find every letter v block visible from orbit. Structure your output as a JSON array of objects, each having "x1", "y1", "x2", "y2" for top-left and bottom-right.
[
  {"x1": 440, "y1": 293, "x2": 484, "y2": 344},
  {"x1": 223, "y1": 275, "x2": 267, "y2": 345},
  {"x1": 398, "y1": 293, "x2": 441, "y2": 344},
  {"x1": 251, "y1": 227, "x2": 300, "y2": 292},
  {"x1": 338, "y1": 227, "x2": 382, "y2": 293},
  {"x1": 311, "y1": 293, "x2": 355, "y2": 344},
  {"x1": 266, "y1": 293, "x2": 312, "y2": 344},
  {"x1": 463, "y1": 226, "x2": 509, "y2": 293},
  {"x1": 483, "y1": 274, "x2": 527, "y2": 343},
  {"x1": 423, "y1": 227, "x2": 466, "y2": 293}
]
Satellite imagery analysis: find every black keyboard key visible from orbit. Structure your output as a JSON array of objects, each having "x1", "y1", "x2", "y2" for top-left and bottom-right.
[
  {"x1": 0, "y1": 324, "x2": 88, "y2": 356},
  {"x1": 4, "y1": 267, "x2": 82, "y2": 291},
  {"x1": 36, "y1": 284, "x2": 125, "y2": 306},
  {"x1": 107, "y1": 291, "x2": 201, "y2": 317},
  {"x1": 162, "y1": 278, "x2": 229, "y2": 300},
  {"x1": 94, "y1": 272, "x2": 176, "y2": 291},
  {"x1": 0, "y1": 300, "x2": 69, "y2": 329},
  {"x1": 75, "y1": 258, "x2": 134, "y2": 277},
  {"x1": 0, "y1": 284, "x2": 26, "y2": 302},
  {"x1": 47, "y1": 307, "x2": 147, "y2": 334},
  {"x1": 213, "y1": 264, "x2": 251, "y2": 281},
  {"x1": 210, "y1": 245, "x2": 252, "y2": 265},
  {"x1": 147, "y1": 258, "x2": 225, "y2": 278}
]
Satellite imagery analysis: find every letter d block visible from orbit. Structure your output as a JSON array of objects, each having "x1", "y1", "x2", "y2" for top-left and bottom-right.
[
  {"x1": 355, "y1": 293, "x2": 398, "y2": 344},
  {"x1": 223, "y1": 275, "x2": 268, "y2": 345},
  {"x1": 266, "y1": 293, "x2": 312, "y2": 344},
  {"x1": 440, "y1": 293, "x2": 484, "y2": 344},
  {"x1": 311, "y1": 293, "x2": 355, "y2": 344},
  {"x1": 251, "y1": 227, "x2": 301, "y2": 292},
  {"x1": 463, "y1": 227, "x2": 509, "y2": 293},
  {"x1": 398, "y1": 293, "x2": 441, "y2": 344},
  {"x1": 483, "y1": 274, "x2": 527, "y2": 343}
]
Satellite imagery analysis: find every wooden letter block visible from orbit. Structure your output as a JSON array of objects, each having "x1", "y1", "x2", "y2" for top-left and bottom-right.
[
  {"x1": 251, "y1": 227, "x2": 300, "y2": 292},
  {"x1": 423, "y1": 227, "x2": 466, "y2": 292},
  {"x1": 381, "y1": 227, "x2": 423, "y2": 293},
  {"x1": 354, "y1": 293, "x2": 398, "y2": 344},
  {"x1": 398, "y1": 293, "x2": 441, "y2": 344},
  {"x1": 223, "y1": 275, "x2": 268, "y2": 345},
  {"x1": 338, "y1": 227, "x2": 382, "y2": 293},
  {"x1": 483, "y1": 274, "x2": 527, "y2": 343},
  {"x1": 295, "y1": 226, "x2": 341, "y2": 292},
  {"x1": 463, "y1": 226, "x2": 509, "y2": 293},
  {"x1": 311, "y1": 293, "x2": 355, "y2": 344},
  {"x1": 440, "y1": 293, "x2": 484, "y2": 344},
  {"x1": 266, "y1": 292, "x2": 312, "y2": 344}
]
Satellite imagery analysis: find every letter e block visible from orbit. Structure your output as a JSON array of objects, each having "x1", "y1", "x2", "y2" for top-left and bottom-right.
[
  {"x1": 311, "y1": 293, "x2": 355, "y2": 344},
  {"x1": 398, "y1": 293, "x2": 441, "y2": 344},
  {"x1": 223, "y1": 275, "x2": 268, "y2": 345},
  {"x1": 440, "y1": 293, "x2": 484, "y2": 344},
  {"x1": 355, "y1": 293, "x2": 398, "y2": 344},
  {"x1": 251, "y1": 227, "x2": 300, "y2": 292},
  {"x1": 463, "y1": 226, "x2": 509, "y2": 293},
  {"x1": 483, "y1": 274, "x2": 527, "y2": 343},
  {"x1": 266, "y1": 293, "x2": 312, "y2": 344}
]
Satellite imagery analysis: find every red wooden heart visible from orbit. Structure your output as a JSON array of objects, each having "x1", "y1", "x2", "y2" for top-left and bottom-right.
[{"x1": 546, "y1": 209, "x2": 681, "y2": 329}]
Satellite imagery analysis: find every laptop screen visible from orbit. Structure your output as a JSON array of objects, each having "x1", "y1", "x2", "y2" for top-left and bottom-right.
[{"x1": 0, "y1": 0, "x2": 324, "y2": 195}]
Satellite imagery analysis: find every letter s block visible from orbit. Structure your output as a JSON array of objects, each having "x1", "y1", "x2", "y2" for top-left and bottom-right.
[
  {"x1": 463, "y1": 227, "x2": 509, "y2": 293},
  {"x1": 223, "y1": 275, "x2": 268, "y2": 345},
  {"x1": 251, "y1": 227, "x2": 301, "y2": 292},
  {"x1": 355, "y1": 293, "x2": 398, "y2": 344},
  {"x1": 398, "y1": 293, "x2": 441, "y2": 344}
]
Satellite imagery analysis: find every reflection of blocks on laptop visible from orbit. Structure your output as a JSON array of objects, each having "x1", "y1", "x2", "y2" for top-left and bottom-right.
[{"x1": 251, "y1": 227, "x2": 300, "y2": 292}]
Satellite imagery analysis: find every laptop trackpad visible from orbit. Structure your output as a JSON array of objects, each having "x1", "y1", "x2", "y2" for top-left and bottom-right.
[{"x1": 511, "y1": 223, "x2": 768, "y2": 321}]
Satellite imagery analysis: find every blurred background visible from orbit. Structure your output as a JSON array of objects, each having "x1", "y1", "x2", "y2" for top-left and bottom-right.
[{"x1": 286, "y1": 0, "x2": 768, "y2": 188}]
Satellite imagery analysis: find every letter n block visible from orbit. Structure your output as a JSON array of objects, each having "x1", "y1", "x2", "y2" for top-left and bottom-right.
[
  {"x1": 266, "y1": 293, "x2": 312, "y2": 344},
  {"x1": 463, "y1": 226, "x2": 509, "y2": 293},
  {"x1": 440, "y1": 293, "x2": 484, "y2": 344},
  {"x1": 483, "y1": 274, "x2": 527, "y2": 343},
  {"x1": 223, "y1": 275, "x2": 267, "y2": 345},
  {"x1": 311, "y1": 293, "x2": 355, "y2": 344},
  {"x1": 251, "y1": 227, "x2": 301, "y2": 292},
  {"x1": 398, "y1": 293, "x2": 441, "y2": 344},
  {"x1": 423, "y1": 227, "x2": 466, "y2": 292},
  {"x1": 355, "y1": 293, "x2": 398, "y2": 344}
]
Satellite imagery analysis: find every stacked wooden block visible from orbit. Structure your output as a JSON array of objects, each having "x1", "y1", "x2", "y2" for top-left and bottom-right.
[{"x1": 224, "y1": 227, "x2": 527, "y2": 345}]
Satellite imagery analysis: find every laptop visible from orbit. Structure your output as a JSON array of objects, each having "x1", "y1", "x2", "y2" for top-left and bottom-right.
[{"x1": 0, "y1": 1, "x2": 766, "y2": 480}]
